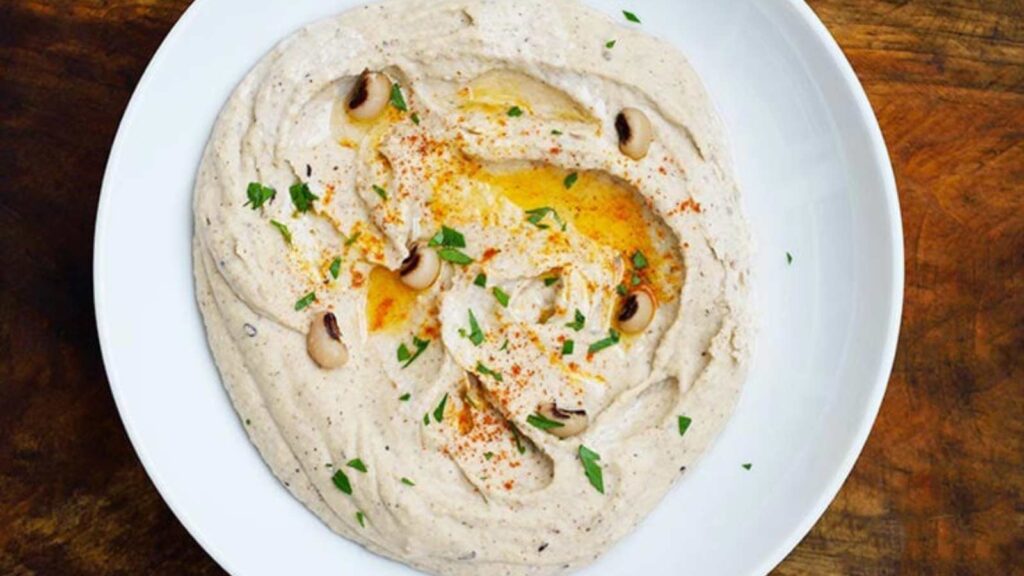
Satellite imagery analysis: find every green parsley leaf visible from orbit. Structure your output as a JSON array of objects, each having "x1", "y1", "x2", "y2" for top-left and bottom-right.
[
  {"x1": 742, "y1": 463, "x2": 753, "y2": 470},
  {"x1": 347, "y1": 458, "x2": 367, "y2": 473},
  {"x1": 511, "y1": 426, "x2": 526, "y2": 454},
  {"x1": 484, "y1": 452, "x2": 494, "y2": 460},
  {"x1": 631, "y1": 250, "x2": 649, "y2": 269},
  {"x1": 400, "y1": 336, "x2": 430, "y2": 368},
  {"x1": 499, "y1": 339, "x2": 510, "y2": 352},
  {"x1": 507, "y1": 106, "x2": 524, "y2": 117},
  {"x1": 527, "y1": 413, "x2": 565, "y2": 431},
  {"x1": 563, "y1": 172, "x2": 579, "y2": 189},
  {"x1": 356, "y1": 511, "x2": 366, "y2": 527},
  {"x1": 411, "y1": 112, "x2": 420, "y2": 125},
  {"x1": 561, "y1": 340, "x2": 574, "y2": 356},
  {"x1": 401, "y1": 477, "x2": 416, "y2": 486},
  {"x1": 551, "y1": 129, "x2": 563, "y2": 136},
  {"x1": 423, "y1": 412, "x2": 430, "y2": 425},
  {"x1": 397, "y1": 343, "x2": 411, "y2": 362},
  {"x1": 344, "y1": 231, "x2": 361, "y2": 246},
  {"x1": 678, "y1": 415, "x2": 692, "y2": 437},
  {"x1": 467, "y1": 310, "x2": 484, "y2": 346},
  {"x1": 631, "y1": 273, "x2": 642, "y2": 286},
  {"x1": 438, "y1": 247, "x2": 474, "y2": 265},
  {"x1": 543, "y1": 276, "x2": 560, "y2": 286},
  {"x1": 525, "y1": 207, "x2": 566, "y2": 231},
  {"x1": 372, "y1": 184, "x2": 388, "y2": 200},
  {"x1": 606, "y1": 39, "x2": 616, "y2": 49},
  {"x1": 566, "y1": 309, "x2": 586, "y2": 331},
  {"x1": 433, "y1": 393, "x2": 448, "y2": 422},
  {"x1": 587, "y1": 329, "x2": 621, "y2": 354},
  {"x1": 623, "y1": 10, "x2": 641, "y2": 23},
  {"x1": 474, "y1": 273, "x2": 487, "y2": 287},
  {"x1": 245, "y1": 182, "x2": 276, "y2": 209},
  {"x1": 389, "y1": 83, "x2": 408, "y2": 112},
  {"x1": 294, "y1": 291, "x2": 316, "y2": 311},
  {"x1": 492, "y1": 286, "x2": 510, "y2": 308},
  {"x1": 399, "y1": 392, "x2": 411, "y2": 401},
  {"x1": 331, "y1": 469, "x2": 352, "y2": 495},
  {"x1": 579, "y1": 445, "x2": 604, "y2": 493},
  {"x1": 476, "y1": 362, "x2": 503, "y2": 382},
  {"x1": 289, "y1": 182, "x2": 318, "y2": 212},
  {"x1": 270, "y1": 220, "x2": 292, "y2": 244},
  {"x1": 428, "y1": 225, "x2": 466, "y2": 248},
  {"x1": 786, "y1": 251, "x2": 793, "y2": 265},
  {"x1": 329, "y1": 257, "x2": 342, "y2": 279},
  {"x1": 616, "y1": 283, "x2": 628, "y2": 296}
]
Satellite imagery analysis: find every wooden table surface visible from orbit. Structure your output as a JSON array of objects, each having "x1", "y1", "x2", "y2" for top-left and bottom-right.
[{"x1": 1, "y1": 0, "x2": 1021, "y2": 574}]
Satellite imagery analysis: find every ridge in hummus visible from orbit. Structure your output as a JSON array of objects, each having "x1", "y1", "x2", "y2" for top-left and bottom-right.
[{"x1": 192, "y1": 1, "x2": 752, "y2": 574}]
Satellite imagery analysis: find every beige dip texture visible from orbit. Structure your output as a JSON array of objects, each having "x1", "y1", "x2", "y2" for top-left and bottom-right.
[{"x1": 192, "y1": 0, "x2": 752, "y2": 574}]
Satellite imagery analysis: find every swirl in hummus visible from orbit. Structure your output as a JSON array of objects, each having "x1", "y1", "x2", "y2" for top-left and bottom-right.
[{"x1": 192, "y1": 0, "x2": 752, "y2": 574}]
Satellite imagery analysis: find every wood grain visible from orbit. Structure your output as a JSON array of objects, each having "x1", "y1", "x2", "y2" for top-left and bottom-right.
[{"x1": 0, "y1": 1, "x2": 1021, "y2": 574}]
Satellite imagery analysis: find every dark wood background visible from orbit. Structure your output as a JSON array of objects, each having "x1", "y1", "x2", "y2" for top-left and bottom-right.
[{"x1": 1, "y1": 0, "x2": 1021, "y2": 574}]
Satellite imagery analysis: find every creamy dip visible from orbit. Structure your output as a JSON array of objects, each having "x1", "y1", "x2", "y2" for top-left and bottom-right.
[{"x1": 193, "y1": 1, "x2": 752, "y2": 574}]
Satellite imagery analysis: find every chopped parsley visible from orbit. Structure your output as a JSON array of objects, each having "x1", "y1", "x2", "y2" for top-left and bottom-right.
[
  {"x1": 467, "y1": 310, "x2": 484, "y2": 346},
  {"x1": 347, "y1": 458, "x2": 367, "y2": 473},
  {"x1": 289, "y1": 182, "x2": 318, "y2": 212},
  {"x1": 438, "y1": 247, "x2": 474, "y2": 265},
  {"x1": 398, "y1": 336, "x2": 430, "y2": 368},
  {"x1": 543, "y1": 276, "x2": 560, "y2": 286},
  {"x1": 428, "y1": 225, "x2": 466, "y2": 248},
  {"x1": 433, "y1": 393, "x2": 448, "y2": 422},
  {"x1": 563, "y1": 172, "x2": 579, "y2": 189},
  {"x1": 411, "y1": 112, "x2": 420, "y2": 125},
  {"x1": 372, "y1": 184, "x2": 388, "y2": 200},
  {"x1": 678, "y1": 415, "x2": 692, "y2": 437},
  {"x1": 399, "y1": 393, "x2": 411, "y2": 401},
  {"x1": 329, "y1": 257, "x2": 342, "y2": 279},
  {"x1": 245, "y1": 182, "x2": 276, "y2": 209},
  {"x1": 605, "y1": 39, "x2": 616, "y2": 49},
  {"x1": 511, "y1": 426, "x2": 526, "y2": 454},
  {"x1": 499, "y1": 339, "x2": 510, "y2": 352},
  {"x1": 473, "y1": 273, "x2": 487, "y2": 287},
  {"x1": 551, "y1": 129, "x2": 563, "y2": 135},
  {"x1": 588, "y1": 329, "x2": 621, "y2": 354},
  {"x1": 631, "y1": 273, "x2": 642, "y2": 286},
  {"x1": 786, "y1": 251, "x2": 793, "y2": 265},
  {"x1": 578, "y1": 445, "x2": 604, "y2": 493},
  {"x1": 331, "y1": 469, "x2": 352, "y2": 495},
  {"x1": 525, "y1": 207, "x2": 567, "y2": 231},
  {"x1": 476, "y1": 362, "x2": 503, "y2": 382},
  {"x1": 401, "y1": 477, "x2": 416, "y2": 486},
  {"x1": 566, "y1": 309, "x2": 586, "y2": 331},
  {"x1": 527, "y1": 413, "x2": 565, "y2": 431},
  {"x1": 355, "y1": 511, "x2": 366, "y2": 527},
  {"x1": 423, "y1": 413, "x2": 430, "y2": 425},
  {"x1": 616, "y1": 283, "x2": 628, "y2": 296},
  {"x1": 484, "y1": 452, "x2": 494, "y2": 460},
  {"x1": 294, "y1": 291, "x2": 316, "y2": 311},
  {"x1": 631, "y1": 250, "x2": 649, "y2": 269},
  {"x1": 389, "y1": 83, "x2": 407, "y2": 112},
  {"x1": 492, "y1": 286, "x2": 510, "y2": 308},
  {"x1": 623, "y1": 10, "x2": 641, "y2": 23},
  {"x1": 507, "y1": 105, "x2": 524, "y2": 117},
  {"x1": 561, "y1": 340, "x2": 574, "y2": 356},
  {"x1": 742, "y1": 463, "x2": 753, "y2": 471},
  {"x1": 270, "y1": 220, "x2": 292, "y2": 244},
  {"x1": 344, "y1": 231, "x2": 361, "y2": 246}
]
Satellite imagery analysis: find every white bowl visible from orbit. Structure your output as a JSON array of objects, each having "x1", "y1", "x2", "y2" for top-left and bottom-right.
[{"x1": 94, "y1": 0, "x2": 902, "y2": 574}]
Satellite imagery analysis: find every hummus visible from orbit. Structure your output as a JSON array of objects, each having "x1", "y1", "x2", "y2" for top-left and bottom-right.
[{"x1": 192, "y1": 0, "x2": 752, "y2": 574}]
